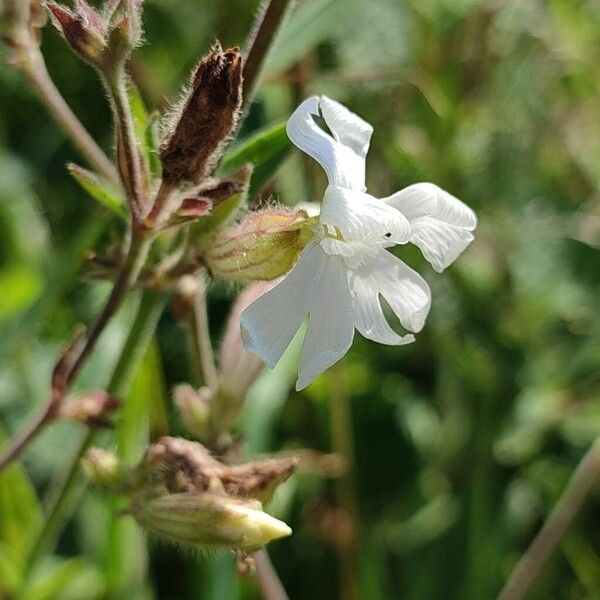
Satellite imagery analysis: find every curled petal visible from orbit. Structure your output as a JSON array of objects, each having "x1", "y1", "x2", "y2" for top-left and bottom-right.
[
  {"x1": 286, "y1": 96, "x2": 372, "y2": 190},
  {"x1": 349, "y1": 251, "x2": 431, "y2": 335},
  {"x1": 383, "y1": 183, "x2": 477, "y2": 272},
  {"x1": 322, "y1": 185, "x2": 411, "y2": 245}
]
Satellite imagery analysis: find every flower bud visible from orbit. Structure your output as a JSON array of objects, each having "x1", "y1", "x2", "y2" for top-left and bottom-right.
[
  {"x1": 131, "y1": 493, "x2": 291, "y2": 551},
  {"x1": 106, "y1": 0, "x2": 143, "y2": 50},
  {"x1": 82, "y1": 448, "x2": 129, "y2": 493},
  {"x1": 58, "y1": 391, "x2": 120, "y2": 428},
  {"x1": 47, "y1": 1, "x2": 107, "y2": 66},
  {"x1": 159, "y1": 42, "x2": 243, "y2": 185},
  {"x1": 46, "y1": 0, "x2": 143, "y2": 70},
  {"x1": 203, "y1": 209, "x2": 312, "y2": 282},
  {"x1": 173, "y1": 384, "x2": 211, "y2": 440}
]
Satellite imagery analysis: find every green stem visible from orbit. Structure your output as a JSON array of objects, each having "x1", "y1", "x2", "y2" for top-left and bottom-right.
[
  {"x1": 328, "y1": 363, "x2": 360, "y2": 600},
  {"x1": 107, "y1": 70, "x2": 145, "y2": 222},
  {"x1": 188, "y1": 278, "x2": 218, "y2": 392},
  {"x1": 25, "y1": 291, "x2": 166, "y2": 570}
]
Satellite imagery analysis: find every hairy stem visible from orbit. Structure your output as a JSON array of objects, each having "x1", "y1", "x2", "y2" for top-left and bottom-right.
[
  {"x1": 254, "y1": 549, "x2": 289, "y2": 600},
  {"x1": 26, "y1": 291, "x2": 166, "y2": 569},
  {"x1": 497, "y1": 438, "x2": 600, "y2": 600},
  {"x1": 0, "y1": 232, "x2": 152, "y2": 472},
  {"x1": 187, "y1": 278, "x2": 219, "y2": 391},
  {"x1": 242, "y1": 0, "x2": 295, "y2": 112},
  {"x1": 18, "y1": 46, "x2": 119, "y2": 185},
  {"x1": 107, "y1": 69, "x2": 145, "y2": 222}
]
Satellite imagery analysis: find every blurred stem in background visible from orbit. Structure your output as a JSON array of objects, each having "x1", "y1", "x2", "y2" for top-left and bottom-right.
[
  {"x1": 329, "y1": 363, "x2": 360, "y2": 600},
  {"x1": 14, "y1": 37, "x2": 118, "y2": 183},
  {"x1": 497, "y1": 437, "x2": 600, "y2": 600},
  {"x1": 242, "y1": 0, "x2": 296, "y2": 113}
]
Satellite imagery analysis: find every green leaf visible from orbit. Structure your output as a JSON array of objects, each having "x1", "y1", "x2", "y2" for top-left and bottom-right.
[
  {"x1": 67, "y1": 163, "x2": 126, "y2": 218},
  {"x1": 0, "y1": 213, "x2": 109, "y2": 362},
  {"x1": 127, "y1": 84, "x2": 161, "y2": 181},
  {"x1": 219, "y1": 120, "x2": 291, "y2": 199},
  {"x1": 0, "y1": 428, "x2": 43, "y2": 557},
  {"x1": 0, "y1": 542, "x2": 24, "y2": 595},
  {"x1": 265, "y1": 0, "x2": 349, "y2": 76},
  {"x1": 0, "y1": 265, "x2": 42, "y2": 322},
  {"x1": 18, "y1": 558, "x2": 103, "y2": 600},
  {"x1": 116, "y1": 337, "x2": 167, "y2": 464}
]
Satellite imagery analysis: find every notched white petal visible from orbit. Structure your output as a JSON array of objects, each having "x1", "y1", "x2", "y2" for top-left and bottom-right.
[
  {"x1": 241, "y1": 242, "x2": 355, "y2": 391},
  {"x1": 296, "y1": 254, "x2": 354, "y2": 390},
  {"x1": 383, "y1": 183, "x2": 477, "y2": 272},
  {"x1": 322, "y1": 185, "x2": 411, "y2": 245},
  {"x1": 349, "y1": 251, "x2": 431, "y2": 336},
  {"x1": 240, "y1": 241, "x2": 323, "y2": 368}
]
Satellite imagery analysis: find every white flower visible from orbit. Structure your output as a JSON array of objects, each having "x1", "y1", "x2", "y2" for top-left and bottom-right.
[{"x1": 241, "y1": 96, "x2": 477, "y2": 390}]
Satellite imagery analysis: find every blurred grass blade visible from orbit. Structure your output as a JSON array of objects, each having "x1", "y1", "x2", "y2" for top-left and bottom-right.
[
  {"x1": 264, "y1": 0, "x2": 349, "y2": 76},
  {"x1": 103, "y1": 338, "x2": 167, "y2": 597},
  {"x1": 0, "y1": 214, "x2": 109, "y2": 361},
  {"x1": 0, "y1": 542, "x2": 23, "y2": 595},
  {"x1": 67, "y1": 164, "x2": 126, "y2": 218},
  {"x1": 219, "y1": 120, "x2": 291, "y2": 199},
  {"x1": 20, "y1": 557, "x2": 102, "y2": 600},
  {"x1": 0, "y1": 428, "x2": 42, "y2": 558}
]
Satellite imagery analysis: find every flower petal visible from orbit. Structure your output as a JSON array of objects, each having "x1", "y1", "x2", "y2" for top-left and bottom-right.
[
  {"x1": 240, "y1": 241, "x2": 324, "y2": 368},
  {"x1": 318, "y1": 96, "x2": 373, "y2": 164},
  {"x1": 322, "y1": 185, "x2": 411, "y2": 245},
  {"x1": 241, "y1": 242, "x2": 355, "y2": 390},
  {"x1": 286, "y1": 96, "x2": 372, "y2": 190},
  {"x1": 297, "y1": 252, "x2": 354, "y2": 390},
  {"x1": 383, "y1": 183, "x2": 477, "y2": 272},
  {"x1": 349, "y1": 250, "x2": 431, "y2": 335}
]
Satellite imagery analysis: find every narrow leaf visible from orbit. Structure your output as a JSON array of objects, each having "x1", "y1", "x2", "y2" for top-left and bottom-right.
[
  {"x1": 67, "y1": 163, "x2": 126, "y2": 218},
  {"x1": 219, "y1": 120, "x2": 291, "y2": 198}
]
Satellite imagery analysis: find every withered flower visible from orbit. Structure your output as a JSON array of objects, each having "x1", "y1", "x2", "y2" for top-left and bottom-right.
[
  {"x1": 159, "y1": 42, "x2": 243, "y2": 186},
  {"x1": 84, "y1": 436, "x2": 296, "y2": 552}
]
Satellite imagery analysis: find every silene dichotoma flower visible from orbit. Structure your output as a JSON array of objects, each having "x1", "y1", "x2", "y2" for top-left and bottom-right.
[{"x1": 241, "y1": 96, "x2": 477, "y2": 390}]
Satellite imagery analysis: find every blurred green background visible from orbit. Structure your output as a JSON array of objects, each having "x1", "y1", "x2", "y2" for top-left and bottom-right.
[{"x1": 1, "y1": 0, "x2": 600, "y2": 598}]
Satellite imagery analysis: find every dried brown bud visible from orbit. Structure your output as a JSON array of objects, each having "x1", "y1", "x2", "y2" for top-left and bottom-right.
[
  {"x1": 159, "y1": 42, "x2": 243, "y2": 185},
  {"x1": 59, "y1": 391, "x2": 120, "y2": 427},
  {"x1": 137, "y1": 436, "x2": 297, "y2": 504}
]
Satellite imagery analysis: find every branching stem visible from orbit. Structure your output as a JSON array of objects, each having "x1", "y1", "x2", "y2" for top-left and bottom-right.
[{"x1": 0, "y1": 231, "x2": 153, "y2": 472}]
